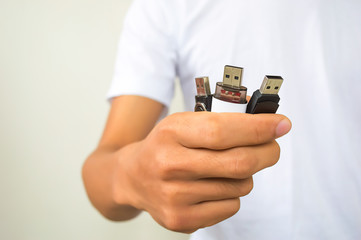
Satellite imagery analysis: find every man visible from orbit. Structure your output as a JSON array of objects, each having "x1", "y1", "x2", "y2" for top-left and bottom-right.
[{"x1": 82, "y1": 0, "x2": 361, "y2": 239}]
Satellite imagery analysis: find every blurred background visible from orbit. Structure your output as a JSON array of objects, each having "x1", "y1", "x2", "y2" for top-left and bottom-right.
[{"x1": 0, "y1": 0, "x2": 187, "y2": 239}]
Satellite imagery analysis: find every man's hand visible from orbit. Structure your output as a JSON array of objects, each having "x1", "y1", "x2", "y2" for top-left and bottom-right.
[{"x1": 113, "y1": 111, "x2": 291, "y2": 233}]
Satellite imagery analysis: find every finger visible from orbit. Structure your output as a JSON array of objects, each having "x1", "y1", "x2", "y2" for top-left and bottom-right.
[
  {"x1": 161, "y1": 141, "x2": 280, "y2": 180},
  {"x1": 185, "y1": 198, "x2": 241, "y2": 232},
  {"x1": 185, "y1": 177, "x2": 253, "y2": 203},
  {"x1": 172, "y1": 112, "x2": 291, "y2": 149},
  {"x1": 161, "y1": 178, "x2": 253, "y2": 205}
]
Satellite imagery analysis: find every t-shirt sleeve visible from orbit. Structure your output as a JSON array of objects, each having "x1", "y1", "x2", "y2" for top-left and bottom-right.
[{"x1": 107, "y1": 0, "x2": 178, "y2": 110}]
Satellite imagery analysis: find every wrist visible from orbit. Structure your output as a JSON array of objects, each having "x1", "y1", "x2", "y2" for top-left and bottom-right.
[
  {"x1": 111, "y1": 142, "x2": 144, "y2": 214},
  {"x1": 82, "y1": 145, "x2": 142, "y2": 221}
]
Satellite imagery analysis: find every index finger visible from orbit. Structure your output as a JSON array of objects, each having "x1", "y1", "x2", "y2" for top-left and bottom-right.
[{"x1": 174, "y1": 112, "x2": 291, "y2": 149}]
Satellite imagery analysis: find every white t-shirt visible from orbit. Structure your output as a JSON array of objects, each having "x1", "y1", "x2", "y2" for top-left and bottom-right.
[{"x1": 108, "y1": 0, "x2": 361, "y2": 239}]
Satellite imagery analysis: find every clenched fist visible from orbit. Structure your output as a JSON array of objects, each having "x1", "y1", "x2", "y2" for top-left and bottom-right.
[{"x1": 112, "y1": 112, "x2": 291, "y2": 233}]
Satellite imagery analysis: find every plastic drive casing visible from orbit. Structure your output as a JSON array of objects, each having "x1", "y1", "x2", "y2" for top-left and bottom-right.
[
  {"x1": 194, "y1": 95, "x2": 213, "y2": 112},
  {"x1": 214, "y1": 82, "x2": 247, "y2": 104},
  {"x1": 212, "y1": 97, "x2": 248, "y2": 113},
  {"x1": 246, "y1": 90, "x2": 280, "y2": 114},
  {"x1": 212, "y1": 81, "x2": 248, "y2": 113}
]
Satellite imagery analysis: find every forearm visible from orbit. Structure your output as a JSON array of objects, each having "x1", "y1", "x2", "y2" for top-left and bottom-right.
[
  {"x1": 82, "y1": 96, "x2": 164, "y2": 220},
  {"x1": 82, "y1": 146, "x2": 141, "y2": 221}
]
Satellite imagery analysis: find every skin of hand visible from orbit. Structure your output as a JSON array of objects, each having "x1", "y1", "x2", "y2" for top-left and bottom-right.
[{"x1": 82, "y1": 96, "x2": 292, "y2": 234}]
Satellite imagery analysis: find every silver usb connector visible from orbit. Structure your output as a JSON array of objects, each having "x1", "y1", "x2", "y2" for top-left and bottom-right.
[
  {"x1": 259, "y1": 75, "x2": 284, "y2": 95},
  {"x1": 195, "y1": 77, "x2": 211, "y2": 96},
  {"x1": 223, "y1": 65, "x2": 244, "y2": 88},
  {"x1": 214, "y1": 65, "x2": 247, "y2": 104}
]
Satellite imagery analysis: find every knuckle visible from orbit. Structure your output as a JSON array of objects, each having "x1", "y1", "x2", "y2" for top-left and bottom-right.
[
  {"x1": 162, "y1": 209, "x2": 188, "y2": 232},
  {"x1": 203, "y1": 114, "x2": 223, "y2": 148},
  {"x1": 153, "y1": 145, "x2": 181, "y2": 180},
  {"x1": 156, "y1": 121, "x2": 176, "y2": 138},
  {"x1": 155, "y1": 150, "x2": 185, "y2": 181},
  {"x1": 253, "y1": 122, "x2": 265, "y2": 144},
  {"x1": 156, "y1": 156, "x2": 176, "y2": 180},
  {"x1": 163, "y1": 183, "x2": 183, "y2": 205},
  {"x1": 158, "y1": 112, "x2": 186, "y2": 136},
  {"x1": 252, "y1": 117, "x2": 278, "y2": 144},
  {"x1": 154, "y1": 147, "x2": 171, "y2": 178},
  {"x1": 233, "y1": 151, "x2": 257, "y2": 177}
]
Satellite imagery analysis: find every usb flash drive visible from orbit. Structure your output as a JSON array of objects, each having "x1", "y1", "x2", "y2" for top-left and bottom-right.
[
  {"x1": 194, "y1": 77, "x2": 213, "y2": 112},
  {"x1": 246, "y1": 75, "x2": 283, "y2": 114},
  {"x1": 212, "y1": 65, "x2": 248, "y2": 113}
]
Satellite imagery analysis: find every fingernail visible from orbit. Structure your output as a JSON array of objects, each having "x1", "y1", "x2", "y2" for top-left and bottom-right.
[{"x1": 276, "y1": 119, "x2": 292, "y2": 138}]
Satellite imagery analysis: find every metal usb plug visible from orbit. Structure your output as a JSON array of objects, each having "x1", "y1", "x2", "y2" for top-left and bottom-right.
[
  {"x1": 246, "y1": 75, "x2": 284, "y2": 114},
  {"x1": 194, "y1": 77, "x2": 213, "y2": 112},
  {"x1": 214, "y1": 65, "x2": 247, "y2": 104}
]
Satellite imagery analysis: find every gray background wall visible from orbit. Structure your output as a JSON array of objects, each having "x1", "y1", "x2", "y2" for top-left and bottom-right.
[{"x1": 0, "y1": 0, "x2": 187, "y2": 239}]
